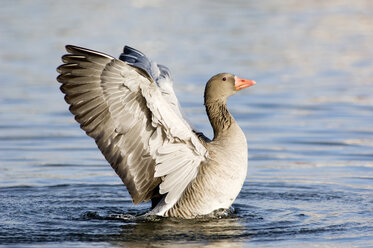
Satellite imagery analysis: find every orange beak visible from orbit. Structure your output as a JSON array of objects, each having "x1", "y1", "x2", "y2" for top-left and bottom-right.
[{"x1": 234, "y1": 76, "x2": 256, "y2": 91}]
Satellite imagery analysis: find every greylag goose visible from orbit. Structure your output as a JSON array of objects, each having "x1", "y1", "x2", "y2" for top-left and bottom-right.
[{"x1": 57, "y1": 45, "x2": 256, "y2": 218}]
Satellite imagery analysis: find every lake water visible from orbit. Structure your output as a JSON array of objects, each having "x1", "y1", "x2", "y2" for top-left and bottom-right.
[{"x1": 1, "y1": 0, "x2": 373, "y2": 247}]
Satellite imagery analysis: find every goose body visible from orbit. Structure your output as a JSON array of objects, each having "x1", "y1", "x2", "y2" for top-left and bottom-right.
[{"x1": 57, "y1": 45, "x2": 255, "y2": 218}]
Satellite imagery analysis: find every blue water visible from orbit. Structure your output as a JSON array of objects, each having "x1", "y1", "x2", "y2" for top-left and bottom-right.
[{"x1": 1, "y1": 0, "x2": 373, "y2": 247}]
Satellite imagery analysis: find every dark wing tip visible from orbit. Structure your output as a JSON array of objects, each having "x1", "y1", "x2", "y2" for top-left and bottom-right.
[
  {"x1": 122, "y1": 45, "x2": 145, "y2": 57},
  {"x1": 118, "y1": 45, "x2": 155, "y2": 81},
  {"x1": 119, "y1": 45, "x2": 146, "y2": 63},
  {"x1": 64, "y1": 45, "x2": 113, "y2": 59},
  {"x1": 65, "y1": 44, "x2": 74, "y2": 50},
  {"x1": 65, "y1": 44, "x2": 81, "y2": 53},
  {"x1": 56, "y1": 73, "x2": 67, "y2": 83}
]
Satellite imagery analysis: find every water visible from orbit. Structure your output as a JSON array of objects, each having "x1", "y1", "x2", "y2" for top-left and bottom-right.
[{"x1": 1, "y1": 0, "x2": 373, "y2": 247}]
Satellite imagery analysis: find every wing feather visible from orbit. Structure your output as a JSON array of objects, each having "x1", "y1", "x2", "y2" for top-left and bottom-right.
[{"x1": 57, "y1": 45, "x2": 208, "y2": 209}]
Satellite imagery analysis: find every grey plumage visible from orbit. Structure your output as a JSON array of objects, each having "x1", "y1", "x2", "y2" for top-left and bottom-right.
[
  {"x1": 119, "y1": 45, "x2": 183, "y2": 119},
  {"x1": 57, "y1": 46, "x2": 161, "y2": 203},
  {"x1": 57, "y1": 45, "x2": 253, "y2": 218},
  {"x1": 119, "y1": 45, "x2": 170, "y2": 83},
  {"x1": 57, "y1": 45, "x2": 208, "y2": 211}
]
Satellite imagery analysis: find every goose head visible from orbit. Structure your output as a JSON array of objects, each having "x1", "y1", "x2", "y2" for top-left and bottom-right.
[{"x1": 204, "y1": 73, "x2": 256, "y2": 104}]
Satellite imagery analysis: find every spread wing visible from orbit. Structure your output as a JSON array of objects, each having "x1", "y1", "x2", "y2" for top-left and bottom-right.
[{"x1": 57, "y1": 45, "x2": 208, "y2": 207}]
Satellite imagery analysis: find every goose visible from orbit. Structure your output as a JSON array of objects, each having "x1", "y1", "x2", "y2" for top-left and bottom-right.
[{"x1": 57, "y1": 45, "x2": 256, "y2": 218}]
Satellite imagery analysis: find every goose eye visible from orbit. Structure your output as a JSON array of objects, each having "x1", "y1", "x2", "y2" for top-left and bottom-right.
[{"x1": 222, "y1": 77, "x2": 227, "y2": 81}]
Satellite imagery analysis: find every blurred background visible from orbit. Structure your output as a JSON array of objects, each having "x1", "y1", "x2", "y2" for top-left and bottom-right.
[{"x1": 0, "y1": 0, "x2": 372, "y2": 247}]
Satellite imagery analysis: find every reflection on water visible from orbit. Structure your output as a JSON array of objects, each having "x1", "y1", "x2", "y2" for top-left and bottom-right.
[
  {"x1": 116, "y1": 216, "x2": 246, "y2": 246},
  {"x1": 1, "y1": 0, "x2": 373, "y2": 247}
]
